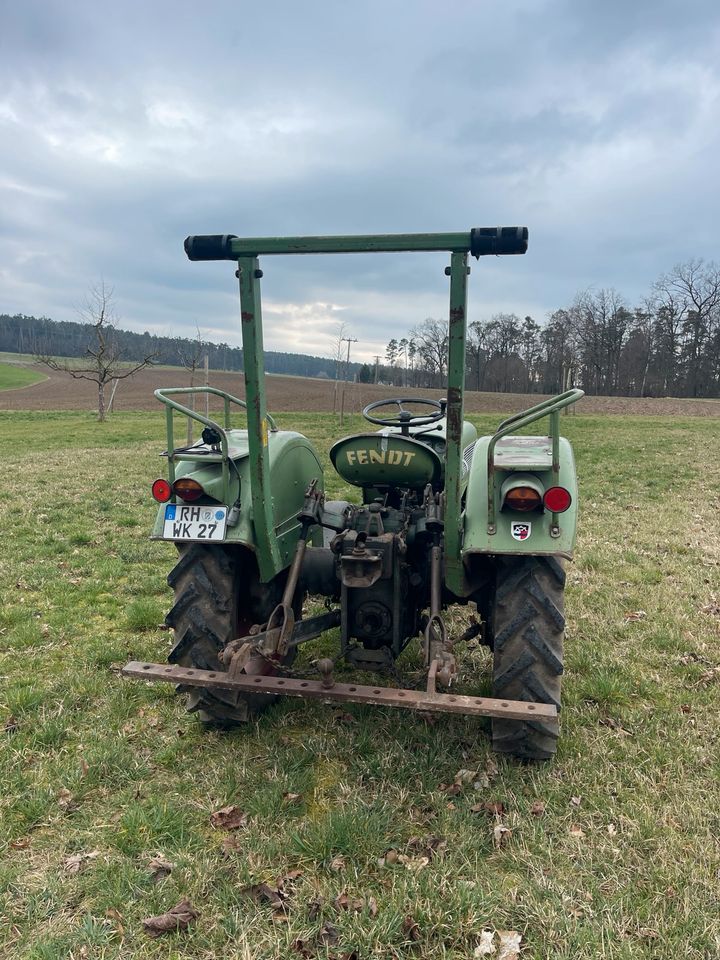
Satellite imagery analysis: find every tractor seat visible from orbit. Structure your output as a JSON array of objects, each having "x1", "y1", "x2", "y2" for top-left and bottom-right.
[{"x1": 329, "y1": 433, "x2": 442, "y2": 490}]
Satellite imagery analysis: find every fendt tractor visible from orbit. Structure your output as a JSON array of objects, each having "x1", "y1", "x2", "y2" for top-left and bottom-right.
[{"x1": 123, "y1": 227, "x2": 583, "y2": 760}]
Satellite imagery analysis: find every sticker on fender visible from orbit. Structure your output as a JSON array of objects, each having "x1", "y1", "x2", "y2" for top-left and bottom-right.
[
  {"x1": 163, "y1": 504, "x2": 227, "y2": 541},
  {"x1": 511, "y1": 521, "x2": 531, "y2": 541}
]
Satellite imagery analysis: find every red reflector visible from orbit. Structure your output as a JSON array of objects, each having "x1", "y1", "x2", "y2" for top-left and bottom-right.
[
  {"x1": 173, "y1": 478, "x2": 204, "y2": 502},
  {"x1": 544, "y1": 486, "x2": 572, "y2": 513},
  {"x1": 151, "y1": 478, "x2": 172, "y2": 503}
]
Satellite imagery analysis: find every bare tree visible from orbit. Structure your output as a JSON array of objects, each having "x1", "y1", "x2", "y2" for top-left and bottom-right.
[
  {"x1": 35, "y1": 282, "x2": 157, "y2": 421},
  {"x1": 331, "y1": 321, "x2": 348, "y2": 413},
  {"x1": 411, "y1": 318, "x2": 447, "y2": 387}
]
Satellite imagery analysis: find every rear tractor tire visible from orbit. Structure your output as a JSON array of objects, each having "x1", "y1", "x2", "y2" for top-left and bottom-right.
[
  {"x1": 488, "y1": 556, "x2": 565, "y2": 761},
  {"x1": 165, "y1": 544, "x2": 296, "y2": 725}
]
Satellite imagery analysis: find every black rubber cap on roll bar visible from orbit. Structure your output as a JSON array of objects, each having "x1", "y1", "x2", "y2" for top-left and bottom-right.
[
  {"x1": 470, "y1": 226, "x2": 528, "y2": 258},
  {"x1": 184, "y1": 235, "x2": 238, "y2": 261}
]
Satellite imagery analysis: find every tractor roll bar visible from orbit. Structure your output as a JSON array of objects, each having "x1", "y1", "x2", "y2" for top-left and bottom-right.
[
  {"x1": 184, "y1": 227, "x2": 528, "y2": 261},
  {"x1": 183, "y1": 226, "x2": 529, "y2": 591}
]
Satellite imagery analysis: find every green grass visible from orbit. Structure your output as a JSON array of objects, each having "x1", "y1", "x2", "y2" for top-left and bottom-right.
[
  {"x1": 0, "y1": 362, "x2": 47, "y2": 391},
  {"x1": 1, "y1": 409, "x2": 719, "y2": 959}
]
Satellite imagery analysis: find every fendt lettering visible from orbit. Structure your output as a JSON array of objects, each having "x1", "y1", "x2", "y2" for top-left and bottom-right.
[{"x1": 345, "y1": 449, "x2": 416, "y2": 466}]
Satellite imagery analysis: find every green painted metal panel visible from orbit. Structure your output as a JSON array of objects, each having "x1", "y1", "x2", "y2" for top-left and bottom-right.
[
  {"x1": 151, "y1": 430, "x2": 324, "y2": 561},
  {"x1": 330, "y1": 433, "x2": 442, "y2": 489},
  {"x1": 237, "y1": 256, "x2": 282, "y2": 581},
  {"x1": 229, "y1": 232, "x2": 473, "y2": 256},
  {"x1": 463, "y1": 435, "x2": 578, "y2": 559},
  {"x1": 444, "y1": 250, "x2": 469, "y2": 596}
]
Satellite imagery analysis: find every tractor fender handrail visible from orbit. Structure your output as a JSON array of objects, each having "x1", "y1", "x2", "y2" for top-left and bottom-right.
[
  {"x1": 486, "y1": 388, "x2": 584, "y2": 532},
  {"x1": 494, "y1": 388, "x2": 584, "y2": 433},
  {"x1": 156, "y1": 386, "x2": 278, "y2": 506},
  {"x1": 155, "y1": 386, "x2": 278, "y2": 433}
]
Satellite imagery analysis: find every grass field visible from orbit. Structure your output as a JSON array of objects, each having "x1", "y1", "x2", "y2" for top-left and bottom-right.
[
  {"x1": 0, "y1": 362, "x2": 47, "y2": 391},
  {"x1": 1, "y1": 409, "x2": 719, "y2": 959}
]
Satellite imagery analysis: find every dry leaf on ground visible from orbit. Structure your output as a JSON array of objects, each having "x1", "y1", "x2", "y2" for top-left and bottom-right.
[
  {"x1": 497, "y1": 929, "x2": 522, "y2": 959},
  {"x1": 471, "y1": 801, "x2": 506, "y2": 816},
  {"x1": 398, "y1": 854, "x2": 430, "y2": 872},
  {"x1": 329, "y1": 855, "x2": 346, "y2": 871},
  {"x1": 142, "y1": 899, "x2": 199, "y2": 938},
  {"x1": 493, "y1": 825, "x2": 512, "y2": 848},
  {"x1": 246, "y1": 881, "x2": 289, "y2": 914},
  {"x1": 474, "y1": 928, "x2": 496, "y2": 956},
  {"x1": 530, "y1": 800, "x2": 546, "y2": 817},
  {"x1": 569, "y1": 824, "x2": 585, "y2": 838},
  {"x1": 210, "y1": 805, "x2": 248, "y2": 830},
  {"x1": 105, "y1": 908, "x2": 124, "y2": 938},
  {"x1": 3, "y1": 716, "x2": 19, "y2": 733},
  {"x1": 378, "y1": 847, "x2": 399, "y2": 866},
  {"x1": 64, "y1": 850, "x2": 101, "y2": 874},
  {"x1": 407, "y1": 835, "x2": 447, "y2": 860},
  {"x1": 147, "y1": 855, "x2": 175, "y2": 882},
  {"x1": 402, "y1": 915, "x2": 421, "y2": 942},
  {"x1": 624, "y1": 610, "x2": 646, "y2": 622},
  {"x1": 334, "y1": 892, "x2": 365, "y2": 913}
]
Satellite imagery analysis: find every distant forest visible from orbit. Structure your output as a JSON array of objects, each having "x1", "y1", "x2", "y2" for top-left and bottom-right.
[
  {"x1": 0, "y1": 314, "x2": 361, "y2": 381},
  {"x1": 379, "y1": 259, "x2": 720, "y2": 398}
]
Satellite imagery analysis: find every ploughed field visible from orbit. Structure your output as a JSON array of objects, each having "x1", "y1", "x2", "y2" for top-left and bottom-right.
[
  {"x1": 1, "y1": 406, "x2": 719, "y2": 960},
  {"x1": 1, "y1": 359, "x2": 719, "y2": 416}
]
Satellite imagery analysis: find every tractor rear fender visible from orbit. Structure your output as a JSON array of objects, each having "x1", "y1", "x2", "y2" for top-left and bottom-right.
[
  {"x1": 462, "y1": 434, "x2": 578, "y2": 560},
  {"x1": 151, "y1": 430, "x2": 324, "y2": 566}
]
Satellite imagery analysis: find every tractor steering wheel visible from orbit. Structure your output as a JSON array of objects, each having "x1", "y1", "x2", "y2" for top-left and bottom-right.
[{"x1": 362, "y1": 397, "x2": 445, "y2": 435}]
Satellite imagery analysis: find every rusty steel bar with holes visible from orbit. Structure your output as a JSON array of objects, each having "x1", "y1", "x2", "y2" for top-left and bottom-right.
[{"x1": 122, "y1": 661, "x2": 557, "y2": 722}]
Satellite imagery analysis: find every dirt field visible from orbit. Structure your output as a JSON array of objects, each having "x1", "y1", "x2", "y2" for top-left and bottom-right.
[{"x1": 1, "y1": 362, "x2": 719, "y2": 416}]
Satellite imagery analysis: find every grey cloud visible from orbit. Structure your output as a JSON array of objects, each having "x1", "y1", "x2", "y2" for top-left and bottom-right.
[{"x1": 1, "y1": 0, "x2": 720, "y2": 362}]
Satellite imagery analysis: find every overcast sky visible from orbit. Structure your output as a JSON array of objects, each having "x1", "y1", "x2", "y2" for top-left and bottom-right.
[{"x1": 1, "y1": 1, "x2": 719, "y2": 361}]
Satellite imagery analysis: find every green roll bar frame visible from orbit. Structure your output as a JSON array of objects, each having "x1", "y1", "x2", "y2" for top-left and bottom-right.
[
  {"x1": 183, "y1": 227, "x2": 528, "y2": 591},
  {"x1": 486, "y1": 388, "x2": 585, "y2": 534}
]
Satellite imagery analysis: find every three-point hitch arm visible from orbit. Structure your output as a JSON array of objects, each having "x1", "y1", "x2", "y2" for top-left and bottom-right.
[{"x1": 184, "y1": 227, "x2": 529, "y2": 593}]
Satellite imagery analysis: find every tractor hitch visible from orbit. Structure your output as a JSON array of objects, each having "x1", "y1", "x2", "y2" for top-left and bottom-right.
[{"x1": 122, "y1": 661, "x2": 557, "y2": 723}]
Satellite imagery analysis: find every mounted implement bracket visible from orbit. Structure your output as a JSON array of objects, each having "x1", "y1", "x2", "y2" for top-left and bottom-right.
[{"x1": 122, "y1": 661, "x2": 557, "y2": 723}]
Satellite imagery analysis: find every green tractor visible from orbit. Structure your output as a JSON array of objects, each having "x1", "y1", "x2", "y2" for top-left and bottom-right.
[{"x1": 124, "y1": 227, "x2": 583, "y2": 760}]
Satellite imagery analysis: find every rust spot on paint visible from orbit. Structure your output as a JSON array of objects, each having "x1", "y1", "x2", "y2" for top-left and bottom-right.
[
  {"x1": 450, "y1": 306, "x2": 465, "y2": 322},
  {"x1": 241, "y1": 311, "x2": 254, "y2": 323},
  {"x1": 446, "y1": 386, "x2": 463, "y2": 435}
]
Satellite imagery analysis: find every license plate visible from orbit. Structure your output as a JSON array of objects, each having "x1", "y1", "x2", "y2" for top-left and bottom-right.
[{"x1": 163, "y1": 504, "x2": 227, "y2": 541}]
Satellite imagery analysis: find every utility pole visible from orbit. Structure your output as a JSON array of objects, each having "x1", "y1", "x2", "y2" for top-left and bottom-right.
[
  {"x1": 374, "y1": 355, "x2": 380, "y2": 384},
  {"x1": 340, "y1": 336, "x2": 358, "y2": 426}
]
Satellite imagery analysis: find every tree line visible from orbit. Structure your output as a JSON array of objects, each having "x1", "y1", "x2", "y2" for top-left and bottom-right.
[
  {"x1": 0, "y1": 313, "x2": 362, "y2": 381},
  {"x1": 378, "y1": 259, "x2": 720, "y2": 398}
]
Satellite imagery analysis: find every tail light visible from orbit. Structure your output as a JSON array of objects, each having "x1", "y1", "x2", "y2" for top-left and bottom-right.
[
  {"x1": 173, "y1": 478, "x2": 204, "y2": 502},
  {"x1": 543, "y1": 486, "x2": 572, "y2": 513},
  {"x1": 151, "y1": 478, "x2": 172, "y2": 503},
  {"x1": 504, "y1": 486, "x2": 543, "y2": 512}
]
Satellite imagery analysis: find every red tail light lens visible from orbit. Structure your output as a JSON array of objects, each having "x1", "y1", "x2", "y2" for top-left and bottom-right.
[
  {"x1": 151, "y1": 478, "x2": 172, "y2": 503},
  {"x1": 504, "y1": 486, "x2": 543, "y2": 512},
  {"x1": 173, "y1": 478, "x2": 204, "y2": 502},
  {"x1": 544, "y1": 486, "x2": 572, "y2": 513}
]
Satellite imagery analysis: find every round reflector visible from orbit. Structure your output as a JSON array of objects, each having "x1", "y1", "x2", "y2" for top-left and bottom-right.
[
  {"x1": 543, "y1": 486, "x2": 572, "y2": 513},
  {"x1": 173, "y1": 478, "x2": 204, "y2": 502},
  {"x1": 151, "y1": 478, "x2": 172, "y2": 503},
  {"x1": 504, "y1": 486, "x2": 542, "y2": 512}
]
